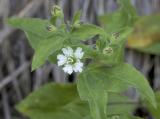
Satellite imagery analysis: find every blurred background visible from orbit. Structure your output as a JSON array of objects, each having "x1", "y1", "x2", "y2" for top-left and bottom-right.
[{"x1": 0, "y1": 0, "x2": 160, "y2": 119}]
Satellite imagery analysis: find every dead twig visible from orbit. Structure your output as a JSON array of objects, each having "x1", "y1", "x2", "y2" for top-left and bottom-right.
[
  {"x1": 0, "y1": 0, "x2": 44, "y2": 44},
  {"x1": 0, "y1": 62, "x2": 30, "y2": 91}
]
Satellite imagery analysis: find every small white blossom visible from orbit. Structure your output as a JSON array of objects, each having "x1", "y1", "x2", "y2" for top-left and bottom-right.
[{"x1": 57, "y1": 47, "x2": 84, "y2": 74}]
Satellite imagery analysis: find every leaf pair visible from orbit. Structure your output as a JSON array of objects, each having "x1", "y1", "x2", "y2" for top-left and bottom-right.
[
  {"x1": 77, "y1": 63, "x2": 156, "y2": 119},
  {"x1": 17, "y1": 83, "x2": 139, "y2": 119},
  {"x1": 7, "y1": 15, "x2": 107, "y2": 70},
  {"x1": 7, "y1": 18, "x2": 65, "y2": 70}
]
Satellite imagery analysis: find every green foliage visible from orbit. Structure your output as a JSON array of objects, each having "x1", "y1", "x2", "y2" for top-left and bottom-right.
[
  {"x1": 31, "y1": 35, "x2": 64, "y2": 70},
  {"x1": 17, "y1": 83, "x2": 138, "y2": 119},
  {"x1": 6, "y1": 0, "x2": 156, "y2": 119},
  {"x1": 70, "y1": 24, "x2": 107, "y2": 40},
  {"x1": 137, "y1": 43, "x2": 160, "y2": 55},
  {"x1": 77, "y1": 63, "x2": 156, "y2": 119},
  {"x1": 72, "y1": 10, "x2": 82, "y2": 27},
  {"x1": 7, "y1": 18, "x2": 65, "y2": 70},
  {"x1": 127, "y1": 15, "x2": 160, "y2": 55},
  {"x1": 17, "y1": 83, "x2": 89, "y2": 119},
  {"x1": 145, "y1": 91, "x2": 160, "y2": 118},
  {"x1": 7, "y1": 18, "x2": 51, "y2": 49},
  {"x1": 104, "y1": 63, "x2": 156, "y2": 107},
  {"x1": 99, "y1": 7, "x2": 160, "y2": 55},
  {"x1": 99, "y1": 0, "x2": 137, "y2": 34},
  {"x1": 7, "y1": 17, "x2": 106, "y2": 70}
]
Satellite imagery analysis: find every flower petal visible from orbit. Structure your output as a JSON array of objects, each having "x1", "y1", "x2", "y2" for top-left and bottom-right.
[
  {"x1": 74, "y1": 47, "x2": 84, "y2": 59},
  {"x1": 62, "y1": 47, "x2": 73, "y2": 57},
  {"x1": 63, "y1": 64, "x2": 73, "y2": 74},
  {"x1": 73, "y1": 61, "x2": 83, "y2": 73},
  {"x1": 57, "y1": 54, "x2": 67, "y2": 66}
]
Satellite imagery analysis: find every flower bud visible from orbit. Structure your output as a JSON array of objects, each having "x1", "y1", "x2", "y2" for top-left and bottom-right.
[
  {"x1": 110, "y1": 32, "x2": 120, "y2": 43},
  {"x1": 51, "y1": 5, "x2": 63, "y2": 17},
  {"x1": 103, "y1": 46, "x2": 113, "y2": 55},
  {"x1": 73, "y1": 20, "x2": 81, "y2": 28},
  {"x1": 111, "y1": 32, "x2": 119, "y2": 40},
  {"x1": 46, "y1": 25, "x2": 57, "y2": 32},
  {"x1": 111, "y1": 115, "x2": 120, "y2": 119}
]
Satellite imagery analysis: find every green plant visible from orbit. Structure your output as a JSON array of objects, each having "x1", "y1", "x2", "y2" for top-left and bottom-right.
[
  {"x1": 7, "y1": 0, "x2": 156, "y2": 119},
  {"x1": 144, "y1": 91, "x2": 160, "y2": 118},
  {"x1": 99, "y1": 12, "x2": 160, "y2": 55}
]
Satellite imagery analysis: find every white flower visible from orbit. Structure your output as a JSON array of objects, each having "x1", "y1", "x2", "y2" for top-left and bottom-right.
[{"x1": 57, "y1": 47, "x2": 84, "y2": 74}]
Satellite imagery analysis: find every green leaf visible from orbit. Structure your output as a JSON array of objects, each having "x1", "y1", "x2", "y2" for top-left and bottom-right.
[
  {"x1": 24, "y1": 31, "x2": 43, "y2": 49},
  {"x1": 104, "y1": 63, "x2": 156, "y2": 108},
  {"x1": 79, "y1": 44, "x2": 124, "y2": 66},
  {"x1": 7, "y1": 18, "x2": 52, "y2": 49},
  {"x1": 127, "y1": 15, "x2": 160, "y2": 55},
  {"x1": 124, "y1": 116, "x2": 143, "y2": 119},
  {"x1": 97, "y1": 0, "x2": 136, "y2": 65},
  {"x1": 98, "y1": 0, "x2": 137, "y2": 33},
  {"x1": 16, "y1": 83, "x2": 90, "y2": 119},
  {"x1": 70, "y1": 24, "x2": 107, "y2": 41},
  {"x1": 107, "y1": 93, "x2": 135, "y2": 116},
  {"x1": 77, "y1": 66, "x2": 126, "y2": 119},
  {"x1": 145, "y1": 91, "x2": 160, "y2": 118},
  {"x1": 137, "y1": 43, "x2": 160, "y2": 55},
  {"x1": 72, "y1": 10, "x2": 82, "y2": 24},
  {"x1": 17, "y1": 83, "x2": 139, "y2": 119},
  {"x1": 7, "y1": 17, "x2": 66, "y2": 70},
  {"x1": 77, "y1": 63, "x2": 156, "y2": 119},
  {"x1": 32, "y1": 34, "x2": 64, "y2": 70}
]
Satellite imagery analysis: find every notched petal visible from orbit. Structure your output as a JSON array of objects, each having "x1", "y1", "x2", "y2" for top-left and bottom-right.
[
  {"x1": 57, "y1": 54, "x2": 67, "y2": 66},
  {"x1": 74, "y1": 47, "x2": 84, "y2": 59},
  {"x1": 73, "y1": 61, "x2": 83, "y2": 73},
  {"x1": 63, "y1": 64, "x2": 73, "y2": 74},
  {"x1": 62, "y1": 47, "x2": 73, "y2": 57}
]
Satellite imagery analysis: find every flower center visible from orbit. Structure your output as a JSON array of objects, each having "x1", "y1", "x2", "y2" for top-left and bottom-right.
[{"x1": 67, "y1": 57, "x2": 76, "y2": 64}]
